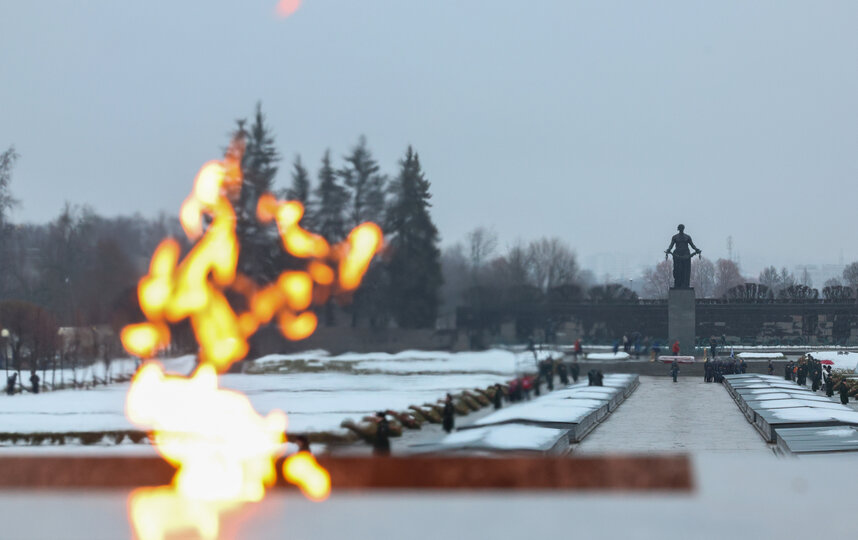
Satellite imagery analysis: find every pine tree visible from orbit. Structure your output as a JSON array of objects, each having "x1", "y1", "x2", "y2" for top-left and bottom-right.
[
  {"x1": 313, "y1": 150, "x2": 347, "y2": 244},
  {"x1": 338, "y1": 136, "x2": 386, "y2": 229},
  {"x1": 313, "y1": 150, "x2": 348, "y2": 326},
  {"x1": 385, "y1": 146, "x2": 442, "y2": 328},
  {"x1": 235, "y1": 103, "x2": 281, "y2": 282},
  {"x1": 286, "y1": 155, "x2": 311, "y2": 204}
]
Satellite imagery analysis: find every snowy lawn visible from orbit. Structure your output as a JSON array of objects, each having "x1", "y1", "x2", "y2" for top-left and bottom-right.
[{"x1": 0, "y1": 350, "x2": 522, "y2": 444}]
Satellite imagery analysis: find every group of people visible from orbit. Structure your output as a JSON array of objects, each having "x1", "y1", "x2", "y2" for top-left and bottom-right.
[
  {"x1": 785, "y1": 355, "x2": 854, "y2": 405},
  {"x1": 5, "y1": 371, "x2": 40, "y2": 395},
  {"x1": 702, "y1": 357, "x2": 747, "y2": 383},
  {"x1": 508, "y1": 356, "x2": 583, "y2": 402}
]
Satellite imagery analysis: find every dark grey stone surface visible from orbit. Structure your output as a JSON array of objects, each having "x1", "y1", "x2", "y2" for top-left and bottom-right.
[
  {"x1": 669, "y1": 288, "x2": 696, "y2": 356},
  {"x1": 776, "y1": 426, "x2": 858, "y2": 454}
]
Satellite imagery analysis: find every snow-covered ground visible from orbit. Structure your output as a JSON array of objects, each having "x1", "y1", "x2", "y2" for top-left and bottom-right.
[{"x1": 0, "y1": 350, "x2": 523, "y2": 445}]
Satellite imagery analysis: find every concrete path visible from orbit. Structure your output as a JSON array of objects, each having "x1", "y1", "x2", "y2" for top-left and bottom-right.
[{"x1": 575, "y1": 376, "x2": 771, "y2": 454}]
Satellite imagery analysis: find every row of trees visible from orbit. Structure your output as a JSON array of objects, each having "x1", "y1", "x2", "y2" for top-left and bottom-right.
[
  {"x1": 641, "y1": 257, "x2": 858, "y2": 302},
  {"x1": 0, "y1": 103, "x2": 445, "y2": 357},
  {"x1": 229, "y1": 105, "x2": 442, "y2": 329}
]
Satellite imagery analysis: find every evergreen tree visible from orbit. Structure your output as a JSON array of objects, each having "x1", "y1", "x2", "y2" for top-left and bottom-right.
[
  {"x1": 234, "y1": 103, "x2": 281, "y2": 282},
  {"x1": 385, "y1": 146, "x2": 442, "y2": 328},
  {"x1": 314, "y1": 150, "x2": 348, "y2": 326},
  {"x1": 338, "y1": 136, "x2": 386, "y2": 229},
  {"x1": 313, "y1": 150, "x2": 348, "y2": 244},
  {"x1": 285, "y1": 154, "x2": 311, "y2": 211}
]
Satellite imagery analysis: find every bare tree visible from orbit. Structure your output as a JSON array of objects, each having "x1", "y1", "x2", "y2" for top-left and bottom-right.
[
  {"x1": 465, "y1": 226, "x2": 498, "y2": 280},
  {"x1": 799, "y1": 268, "x2": 813, "y2": 287},
  {"x1": 714, "y1": 258, "x2": 745, "y2": 297},
  {"x1": 691, "y1": 257, "x2": 716, "y2": 297},
  {"x1": 758, "y1": 266, "x2": 796, "y2": 296},
  {"x1": 758, "y1": 266, "x2": 780, "y2": 291},
  {"x1": 527, "y1": 237, "x2": 578, "y2": 291},
  {"x1": 642, "y1": 260, "x2": 671, "y2": 299},
  {"x1": 777, "y1": 285, "x2": 819, "y2": 302},
  {"x1": 439, "y1": 244, "x2": 469, "y2": 309},
  {"x1": 0, "y1": 146, "x2": 19, "y2": 229},
  {"x1": 843, "y1": 262, "x2": 858, "y2": 289},
  {"x1": 824, "y1": 277, "x2": 842, "y2": 289}
]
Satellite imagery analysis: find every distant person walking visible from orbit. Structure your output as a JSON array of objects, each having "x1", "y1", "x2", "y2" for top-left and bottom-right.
[
  {"x1": 767, "y1": 359, "x2": 774, "y2": 376},
  {"x1": 5, "y1": 373, "x2": 16, "y2": 395},
  {"x1": 573, "y1": 338, "x2": 583, "y2": 360},
  {"x1": 442, "y1": 394, "x2": 455, "y2": 434},
  {"x1": 493, "y1": 384, "x2": 503, "y2": 410},
  {"x1": 293, "y1": 435, "x2": 311, "y2": 454},
  {"x1": 373, "y1": 412, "x2": 391, "y2": 456},
  {"x1": 558, "y1": 362, "x2": 569, "y2": 386},
  {"x1": 672, "y1": 340, "x2": 680, "y2": 356},
  {"x1": 670, "y1": 360, "x2": 680, "y2": 383},
  {"x1": 838, "y1": 381, "x2": 850, "y2": 405}
]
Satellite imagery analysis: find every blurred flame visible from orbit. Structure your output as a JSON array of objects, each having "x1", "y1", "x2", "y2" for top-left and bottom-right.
[
  {"x1": 123, "y1": 136, "x2": 383, "y2": 540},
  {"x1": 283, "y1": 452, "x2": 331, "y2": 502},
  {"x1": 276, "y1": 0, "x2": 302, "y2": 19}
]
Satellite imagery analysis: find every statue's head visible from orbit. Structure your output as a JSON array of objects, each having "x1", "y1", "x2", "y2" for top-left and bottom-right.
[{"x1": 677, "y1": 224, "x2": 685, "y2": 232}]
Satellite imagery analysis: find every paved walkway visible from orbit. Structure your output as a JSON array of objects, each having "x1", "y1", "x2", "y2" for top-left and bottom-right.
[{"x1": 575, "y1": 376, "x2": 771, "y2": 454}]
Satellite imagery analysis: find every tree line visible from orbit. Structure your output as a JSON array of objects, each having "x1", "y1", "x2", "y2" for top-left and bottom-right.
[
  {"x1": 642, "y1": 257, "x2": 858, "y2": 302},
  {"x1": 0, "y1": 104, "x2": 444, "y2": 377}
]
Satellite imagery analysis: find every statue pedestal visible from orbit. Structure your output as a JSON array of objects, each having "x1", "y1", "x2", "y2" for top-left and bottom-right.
[{"x1": 668, "y1": 288, "x2": 696, "y2": 356}]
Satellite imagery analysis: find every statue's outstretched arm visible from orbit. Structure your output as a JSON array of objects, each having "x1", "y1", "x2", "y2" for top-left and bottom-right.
[
  {"x1": 665, "y1": 238, "x2": 676, "y2": 254},
  {"x1": 688, "y1": 236, "x2": 701, "y2": 254}
]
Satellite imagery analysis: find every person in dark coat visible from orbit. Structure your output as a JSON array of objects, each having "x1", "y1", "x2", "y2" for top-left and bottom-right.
[
  {"x1": 825, "y1": 376, "x2": 835, "y2": 398},
  {"x1": 571, "y1": 362, "x2": 580, "y2": 383},
  {"x1": 545, "y1": 358, "x2": 554, "y2": 391},
  {"x1": 442, "y1": 394, "x2": 455, "y2": 433},
  {"x1": 739, "y1": 359, "x2": 747, "y2": 374},
  {"x1": 493, "y1": 384, "x2": 503, "y2": 410},
  {"x1": 767, "y1": 359, "x2": 774, "y2": 376},
  {"x1": 373, "y1": 412, "x2": 391, "y2": 456},
  {"x1": 595, "y1": 370, "x2": 604, "y2": 387},
  {"x1": 784, "y1": 361, "x2": 792, "y2": 381},
  {"x1": 6, "y1": 372, "x2": 17, "y2": 395},
  {"x1": 29, "y1": 371, "x2": 39, "y2": 394},
  {"x1": 293, "y1": 435, "x2": 311, "y2": 454},
  {"x1": 670, "y1": 360, "x2": 679, "y2": 383},
  {"x1": 587, "y1": 369, "x2": 595, "y2": 386},
  {"x1": 558, "y1": 362, "x2": 569, "y2": 385},
  {"x1": 838, "y1": 381, "x2": 850, "y2": 405}
]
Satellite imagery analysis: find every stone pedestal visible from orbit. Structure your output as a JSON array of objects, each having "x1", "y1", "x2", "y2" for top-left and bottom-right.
[{"x1": 668, "y1": 288, "x2": 696, "y2": 356}]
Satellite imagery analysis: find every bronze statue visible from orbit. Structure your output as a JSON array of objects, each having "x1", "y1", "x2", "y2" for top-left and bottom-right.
[{"x1": 664, "y1": 224, "x2": 701, "y2": 289}]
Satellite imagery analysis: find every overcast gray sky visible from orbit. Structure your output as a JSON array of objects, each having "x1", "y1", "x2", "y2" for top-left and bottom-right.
[{"x1": 2, "y1": 1, "x2": 858, "y2": 279}]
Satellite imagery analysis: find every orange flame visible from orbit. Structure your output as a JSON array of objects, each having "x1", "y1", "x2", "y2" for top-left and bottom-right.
[
  {"x1": 283, "y1": 452, "x2": 331, "y2": 502},
  {"x1": 123, "y1": 137, "x2": 383, "y2": 540}
]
